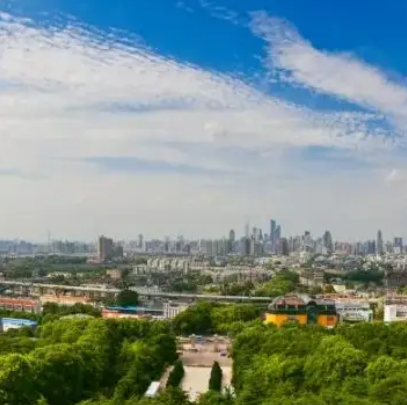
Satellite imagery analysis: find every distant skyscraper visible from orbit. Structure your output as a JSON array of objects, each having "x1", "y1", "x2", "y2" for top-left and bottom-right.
[
  {"x1": 281, "y1": 238, "x2": 289, "y2": 256},
  {"x1": 394, "y1": 237, "x2": 403, "y2": 248},
  {"x1": 270, "y1": 220, "x2": 276, "y2": 241},
  {"x1": 228, "y1": 229, "x2": 235, "y2": 254},
  {"x1": 323, "y1": 230, "x2": 333, "y2": 254},
  {"x1": 98, "y1": 235, "x2": 114, "y2": 262},
  {"x1": 377, "y1": 230, "x2": 384, "y2": 255},
  {"x1": 138, "y1": 234, "x2": 144, "y2": 249},
  {"x1": 244, "y1": 222, "x2": 250, "y2": 238},
  {"x1": 275, "y1": 225, "x2": 281, "y2": 242}
]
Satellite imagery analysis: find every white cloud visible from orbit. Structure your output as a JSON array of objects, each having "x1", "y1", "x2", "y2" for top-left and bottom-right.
[
  {"x1": 250, "y1": 12, "x2": 407, "y2": 134},
  {"x1": 0, "y1": 12, "x2": 405, "y2": 241}
]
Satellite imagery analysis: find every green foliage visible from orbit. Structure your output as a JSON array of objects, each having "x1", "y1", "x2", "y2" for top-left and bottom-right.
[
  {"x1": 42, "y1": 302, "x2": 101, "y2": 318},
  {"x1": 173, "y1": 301, "x2": 214, "y2": 335},
  {"x1": 172, "y1": 302, "x2": 262, "y2": 336},
  {"x1": 255, "y1": 270, "x2": 300, "y2": 297},
  {"x1": 166, "y1": 359, "x2": 185, "y2": 388},
  {"x1": 231, "y1": 320, "x2": 407, "y2": 405},
  {"x1": 0, "y1": 317, "x2": 176, "y2": 405},
  {"x1": 0, "y1": 353, "x2": 36, "y2": 405},
  {"x1": 115, "y1": 289, "x2": 139, "y2": 306},
  {"x1": 209, "y1": 361, "x2": 223, "y2": 392},
  {"x1": 344, "y1": 269, "x2": 384, "y2": 285}
]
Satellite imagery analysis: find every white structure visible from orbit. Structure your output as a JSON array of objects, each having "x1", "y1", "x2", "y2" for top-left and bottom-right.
[
  {"x1": 336, "y1": 303, "x2": 373, "y2": 322},
  {"x1": 163, "y1": 301, "x2": 189, "y2": 319},
  {"x1": 144, "y1": 381, "x2": 161, "y2": 398},
  {"x1": 384, "y1": 304, "x2": 407, "y2": 322}
]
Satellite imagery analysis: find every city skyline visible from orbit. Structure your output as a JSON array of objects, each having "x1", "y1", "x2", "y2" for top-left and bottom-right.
[
  {"x1": 1, "y1": 1, "x2": 407, "y2": 240},
  {"x1": 0, "y1": 224, "x2": 404, "y2": 246}
]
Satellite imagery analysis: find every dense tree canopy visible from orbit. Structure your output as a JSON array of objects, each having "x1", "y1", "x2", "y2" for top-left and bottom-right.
[
  {"x1": 0, "y1": 317, "x2": 176, "y2": 405},
  {"x1": 2, "y1": 299, "x2": 407, "y2": 405},
  {"x1": 232, "y1": 321, "x2": 407, "y2": 405}
]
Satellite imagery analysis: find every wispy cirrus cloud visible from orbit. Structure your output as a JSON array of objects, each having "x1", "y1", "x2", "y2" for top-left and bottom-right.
[{"x1": 251, "y1": 11, "x2": 407, "y2": 135}]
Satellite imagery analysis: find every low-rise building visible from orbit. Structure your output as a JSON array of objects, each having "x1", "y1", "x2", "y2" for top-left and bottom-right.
[{"x1": 0, "y1": 297, "x2": 41, "y2": 313}]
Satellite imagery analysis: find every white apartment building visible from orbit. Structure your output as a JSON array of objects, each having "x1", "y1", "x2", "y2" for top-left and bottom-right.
[{"x1": 163, "y1": 301, "x2": 189, "y2": 319}]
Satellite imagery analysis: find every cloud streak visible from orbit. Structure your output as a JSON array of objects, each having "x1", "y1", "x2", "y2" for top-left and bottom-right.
[{"x1": 251, "y1": 11, "x2": 407, "y2": 136}]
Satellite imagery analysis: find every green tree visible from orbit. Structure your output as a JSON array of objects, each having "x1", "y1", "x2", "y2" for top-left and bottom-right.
[
  {"x1": 173, "y1": 301, "x2": 213, "y2": 335},
  {"x1": 115, "y1": 289, "x2": 139, "y2": 307},
  {"x1": 0, "y1": 353, "x2": 37, "y2": 405},
  {"x1": 209, "y1": 361, "x2": 223, "y2": 392},
  {"x1": 166, "y1": 359, "x2": 185, "y2": 388},
  {"x1": 30, "y1": 343, "x2": 85, "y2": 405},
  {"x1": 304, "y1": 336, "x2": 367, "y2": 389}
]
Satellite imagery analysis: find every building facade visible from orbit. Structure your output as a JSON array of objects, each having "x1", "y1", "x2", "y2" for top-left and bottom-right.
[
  {"x1": 335, "y1": 302, "x2": 373, "y2": 322},
  {"x1": 0, "y1": 297, "x2": 41, "y2": 313}
]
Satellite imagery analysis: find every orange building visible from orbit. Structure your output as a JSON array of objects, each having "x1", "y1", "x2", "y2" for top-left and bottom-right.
[{"x1": 264, "y1": 294, "x2": 338, "y2": 328}]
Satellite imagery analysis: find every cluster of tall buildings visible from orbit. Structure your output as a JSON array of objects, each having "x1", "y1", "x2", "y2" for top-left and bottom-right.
[{"x1": 0, "y1": 224, "x2": 406, "y2": 259}]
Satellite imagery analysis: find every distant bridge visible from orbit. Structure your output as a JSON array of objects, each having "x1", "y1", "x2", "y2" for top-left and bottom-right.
[{"x1": 0, "y1": 280, "x2": 272, "y2": 303}]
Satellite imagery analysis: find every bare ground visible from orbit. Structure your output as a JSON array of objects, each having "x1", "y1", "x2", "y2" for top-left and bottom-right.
[{"x1": 179, "y1": 341, "x2": 233, "y2": 401}]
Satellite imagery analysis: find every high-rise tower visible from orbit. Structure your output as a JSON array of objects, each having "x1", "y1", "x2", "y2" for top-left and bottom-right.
[
  {"x1": 323, "y1": 230, "x2": 333, "y2": 254},
  {"x1": 377, "y1": 230, "x2": 384, "y2": 255}
]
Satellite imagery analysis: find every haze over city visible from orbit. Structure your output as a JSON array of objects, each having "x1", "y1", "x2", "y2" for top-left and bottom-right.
[{"x1": 1, "y1": 0, "x2": 407, "y2": 241}]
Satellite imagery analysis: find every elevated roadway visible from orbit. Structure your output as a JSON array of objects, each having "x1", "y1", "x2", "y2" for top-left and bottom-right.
[{"x1": 0, "y1": 280, "x2": 272, "y2": 303}]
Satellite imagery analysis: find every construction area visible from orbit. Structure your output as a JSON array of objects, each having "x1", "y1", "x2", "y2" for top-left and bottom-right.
[{"x1": 177, "y1": 335, "x2": 233, "y2": 401}]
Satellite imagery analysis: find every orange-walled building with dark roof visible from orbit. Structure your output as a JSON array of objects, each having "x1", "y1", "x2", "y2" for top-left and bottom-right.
[{"x1": 264, "y1": 294, "x2": 338, "y2": 328}]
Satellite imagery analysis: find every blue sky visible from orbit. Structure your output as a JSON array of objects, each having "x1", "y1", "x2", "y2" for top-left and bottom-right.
[{"x1": 0, "y1": 0, "x2": 407, "y2": 240}]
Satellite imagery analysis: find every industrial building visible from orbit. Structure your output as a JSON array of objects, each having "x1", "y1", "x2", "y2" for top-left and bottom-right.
[{"x1": 264, "y1": 294, "x2": 338, "y2": 328}]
